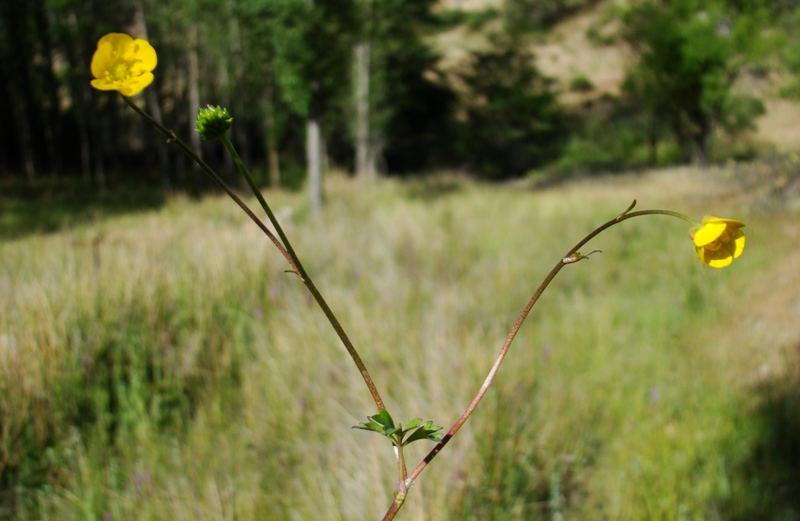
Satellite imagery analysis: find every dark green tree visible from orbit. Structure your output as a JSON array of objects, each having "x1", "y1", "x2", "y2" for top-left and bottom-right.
[
  {"x1": 777, "y1": 5, "x2": 800, "y2": 99},
  {"x1": 503, "y1": 0, "x2": 600, "y2": 35},
  {"x1": 353, "y1": 0, "x2": 456, "y2": 176},
  {"x1": 458, "y1": 36, "x2": 566, "y2": 180},
  {"x1": 260, "y1": 0, "x2": 357, "y2": 212},
  {"x1": 622, "y1": 0, "x2": 764, "y2": 164},
  {"x1": 236, "y1": 0, "x2": 306, "y2": 189}
]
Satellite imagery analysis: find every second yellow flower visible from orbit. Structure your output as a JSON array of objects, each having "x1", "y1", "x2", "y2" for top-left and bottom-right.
[{"x1": 689, "y1": 216, "x2": 746, "y2": 268}]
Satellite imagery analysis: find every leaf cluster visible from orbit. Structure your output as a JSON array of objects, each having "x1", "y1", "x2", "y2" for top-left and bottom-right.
[{"x1": 354, "y1": 409, "x2": 443, "y2": 447}]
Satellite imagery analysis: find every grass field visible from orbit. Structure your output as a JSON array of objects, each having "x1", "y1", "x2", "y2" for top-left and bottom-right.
[{"x1": 2, "y1": 166, "x2": 799, "y2": 520}]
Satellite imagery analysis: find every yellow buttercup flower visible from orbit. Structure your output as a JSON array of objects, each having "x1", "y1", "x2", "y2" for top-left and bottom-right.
[
  {"x1": 689, "y1": 216, "x2": 746, "y2": 268},
  {"x1": 90, "y1": 33, "x2": 157, "y2": 97}
]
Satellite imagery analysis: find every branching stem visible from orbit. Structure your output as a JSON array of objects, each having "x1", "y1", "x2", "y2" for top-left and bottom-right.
[
  {"x1": 219, "y1": 134, "x2": 385, "y2": 410},
  {"x1": 123, "y1": 95, "x2": 385, "y2": 411},
  {"x1": 381, "y1": 201, "x2": 696, "y2": 520},
  {"x1": 122, "y1": 96, "x2": 296, "y2": 269}
]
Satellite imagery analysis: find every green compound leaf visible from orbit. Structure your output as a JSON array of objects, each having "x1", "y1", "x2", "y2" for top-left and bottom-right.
[
  {"x1": 353, "y1": 410, "x2": 443, "y2": 446},
  {"x1": 405, "y1": 418, "x2": 422, "y2": 430},
  {"x1": 403, "y1": 420, "x2": 444, "y2": 446},
  {"x1": 372, "y1": 409, "x2": 395, "y2": 429},
  {"x1": 354, "y1": 409, "x2": 395, "y2": 436}
]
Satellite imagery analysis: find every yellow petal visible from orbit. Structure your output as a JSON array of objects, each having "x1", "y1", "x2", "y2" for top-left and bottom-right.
[
  {"x1": 693, "y1": 221, "x2": 727, "y2": 247},
  {"x1": 703, "y1": 216, "x2": 746, "y2": 228},
  {"x1": 695, "y1": 245, "x2": 705, "y2": 262},
  {"x1": 117, "y1": 72, "x2": 155, "y2": 96},
  {"x1": 90, "y1": 41, "x2": 115, "y2": 79},
  {"x1": 707, "y1": 255, "x2": 734, "y2": 268},
  {"x1": 90, "y1": 78, "x2": 120, "y2": 91},
  {"x1": 100, "y1": 32, "x2": 135, "y2": 48},
  {"x1": 93, "y1": 34, "x2": 135, "y2": 71},
  {"x1": 699, "y1": 243, "x2": 733, "y2": 267},
  {"x1": 129, "y1": 39, "x2": 157, "y2": 71},
  {"x1": 732, "y1": 230, "x2": 746, "y2": 259}
]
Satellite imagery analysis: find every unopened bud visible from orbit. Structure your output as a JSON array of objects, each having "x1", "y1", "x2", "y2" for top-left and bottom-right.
[{"x1": 196, "y1": 105, "x2": 233, "y2": 140}]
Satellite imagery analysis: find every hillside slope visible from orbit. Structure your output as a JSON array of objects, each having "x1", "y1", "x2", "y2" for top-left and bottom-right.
[{"x1": 434, "y1": 0, "x2": 800, "y2": 153}]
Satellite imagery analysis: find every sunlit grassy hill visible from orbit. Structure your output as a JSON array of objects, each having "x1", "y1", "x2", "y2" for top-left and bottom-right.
[
  {"x1": 2, "y1": 165, "x2": 799, "y2": 519},
  {"x1": 433, "y1": 0, "x2": 800, "y2": 154}
]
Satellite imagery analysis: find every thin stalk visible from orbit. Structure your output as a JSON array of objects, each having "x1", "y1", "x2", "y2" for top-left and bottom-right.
[
  {"x1": 382, "y1": 493, "x2": 405, "y2": 521},
  {"x1": 121, "y1": 96, "x2": 297, "y2": 271},
  {"x1": 124, "y1": 95, "x2": 384, "y2": 410},
  {"x1": 219, "y1": 134, "x2": 385, "y2": 411},
  {"x1": 381, "y1": 201, "x2": 696, "y2": 520},
  {"x1": 394, "y1": 443, "x2": 408, "y2": 496}
]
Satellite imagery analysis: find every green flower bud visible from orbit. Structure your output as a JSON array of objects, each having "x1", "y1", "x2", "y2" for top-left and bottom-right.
[{"x1": 196, "y1": 105, "x2": 233, "y2": 140}]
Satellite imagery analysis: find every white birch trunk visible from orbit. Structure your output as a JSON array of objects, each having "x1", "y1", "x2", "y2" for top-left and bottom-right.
[
  {"x1": 354, "y1": 41, "x2": 375, "y2": 179},
  {"x1": 307, "y1": 117, "x2": 323, "y2": 214},
  {"x1": 135, "y1": 1, "x2": 171, "y2": 191}
]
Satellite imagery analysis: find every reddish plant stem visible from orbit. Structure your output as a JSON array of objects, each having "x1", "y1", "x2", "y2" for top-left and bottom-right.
[{"x1": 382, "y1": 202, "x2": 688, "y2": 520}]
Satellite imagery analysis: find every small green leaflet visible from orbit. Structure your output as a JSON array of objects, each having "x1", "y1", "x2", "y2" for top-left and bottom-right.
[{"x1": 354, "y1": 409, "x2": 443, "y2": 446}]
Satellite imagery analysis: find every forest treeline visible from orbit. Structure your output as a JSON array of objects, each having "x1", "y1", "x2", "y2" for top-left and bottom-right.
[{"x1": 1, "y1": 0, "x2": 799, "y2": 192}]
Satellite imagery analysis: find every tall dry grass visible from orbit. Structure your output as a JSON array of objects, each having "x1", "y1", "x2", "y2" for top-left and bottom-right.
[{"x1": 1, "y1": 168, "x2": 797, "y2": 520}]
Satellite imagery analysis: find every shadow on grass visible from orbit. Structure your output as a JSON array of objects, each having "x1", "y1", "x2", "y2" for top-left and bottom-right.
[
  {"x1": 718, "y1": 352, "x2": 800, "y2": 520},
  {"x1": 404, "y1": 176, "x2": 463, "y2": 201},
  {"x1": 0, "y1": 176, "x2": 168, "y2": 241}
]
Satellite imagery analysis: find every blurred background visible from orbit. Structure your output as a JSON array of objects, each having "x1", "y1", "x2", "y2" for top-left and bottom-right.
[
  {"x1": 3, "y1": 0, "x2": 800, "y2": 197},
  {"x1": 2, "y1": 0, "x2": 800, "y2": 519}
]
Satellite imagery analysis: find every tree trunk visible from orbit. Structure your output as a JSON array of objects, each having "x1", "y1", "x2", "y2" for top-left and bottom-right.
[
  {"x1": 78, "y1": 111, "x2": 92, "y2": 184},
  {"x1": 135, "y1": 0, "x2": 171, "y2": 192},
  {"x1": 160, "y1": 19, "x2": 187, "y2": 190},
  {"x1": 354, "y1": 41, "x2": 376, "y2": 179},
  {"x1": 67, "y1": 4, "x2": 105, "y2": 189},
  {"x1": 692, "y1": 113, "x2": 712, "y2": 166},
  {"x1": 8, "y1": 82, "x2": 36, "y2": 182},
  {"x1": 228, "y1": 4, "x2": 249, "y2": 184},
  {"x1": 264, "y1": 81, "x2": 281, "y2": 189},
  {"x1": 305, "y1": 0, "x2": 323, "y2": 212},
  {"x1": 671, "y1": 115, "x2": 693, "y2": 164},
  {"x1": 36, "y1": 0, "x2": 62, "y2": 182},
  {"x1": 146, "y1": 90, "x2": 172, "y2": 192},
  {"x1": 1, "y1": 2, "x2": 36, "y2": 181},
  {"x1": 307, "y1": 117, "x2": 323, "y2": 214},
  {"x1": 187, "y1": 25, "x2": 203, "y2": 169},
  {"x1": 63, "y1": 8, "x2": 92, "y2": 183},
  {"x1": 89, "y1": 90, "x2": 107, "y2": 192},
  {"x1": 647, "y1": 116, "x2": 658, "y2": 166}
]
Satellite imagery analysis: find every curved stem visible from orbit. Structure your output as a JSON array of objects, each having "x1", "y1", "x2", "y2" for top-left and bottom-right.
[
  {"x1": 381, "y1": 201, "x2": 695, "y2": 520},
  {"x1": 121, "y1": 95, "x2": 297, "y2": 271},
  {"x1": 123, "y1": 95, "x2": 385, "y2": 411},
  {"x1": 219, "y1": 134, "x2": 385, "y2": 410}
]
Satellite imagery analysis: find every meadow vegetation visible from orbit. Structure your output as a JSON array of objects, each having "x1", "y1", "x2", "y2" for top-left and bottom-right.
[
  {"x1": 4, "y1": 1, "x2": 800, "y2": 516},
  {"x1": 2, "y1": 166, "x2": 799, "y2": 519}
]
